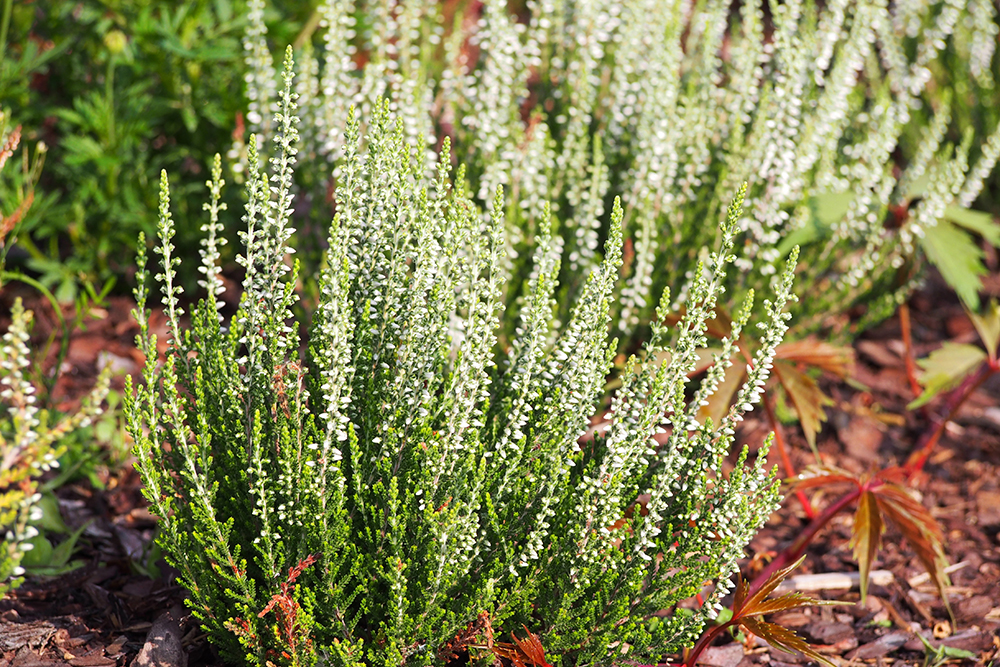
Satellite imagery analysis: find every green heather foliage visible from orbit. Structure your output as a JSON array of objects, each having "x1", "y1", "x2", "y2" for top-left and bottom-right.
[
  {"x1": 241, "y1": 0, "x2": 1000, "y2": 339},
  {"x1": 126, "y1": 55, "x2": 791, "y2": 666}
]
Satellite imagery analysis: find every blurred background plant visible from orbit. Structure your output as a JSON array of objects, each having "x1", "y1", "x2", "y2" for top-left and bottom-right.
[
  {"x1": 1, "y1": 114, "x2": 111, "y2": 595},
  {"x1": 0, "y1": 0, "x2": 313, "y2": 301},
  {"x1": 0, "y1": 298, "x2": 111, "y2": 594},
  {"x1": 5, "y1": 0, "x2": 998, "y2": 339},
  {"x1": 235, "y1": 0, "x2": 1000, "y2": 350},
  {"x1": 237, "y1": 0, "x2": 1000, "y2": 475}
]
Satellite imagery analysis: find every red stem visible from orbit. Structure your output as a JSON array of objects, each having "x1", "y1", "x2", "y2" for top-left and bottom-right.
[
  {"x1": 899, "y1": 304, "x2": 923, "y2": 398},
  {"x1": 762, "y1": 392, "x2": 816, "y2": 519},
  {"x1": 684, "y1": 618, "x2": 736, "y2": 667},
  {"x1": 685, "y1": 347, "x2": 999, "y2": 667},
  {"x1": 744, "y1": 483, "x2": 863, "y2": 601},
  {"x1": 903, "y1": 359, "x2": 997, "y2": 479},
  {"x1": 684, "y1": 482, "x2": 867, "y2": 667}
]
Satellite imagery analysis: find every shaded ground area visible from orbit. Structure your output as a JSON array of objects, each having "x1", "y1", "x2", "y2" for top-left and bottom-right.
[{"x1": 0, "y1": 271, "x2": 998, "y2": 667}]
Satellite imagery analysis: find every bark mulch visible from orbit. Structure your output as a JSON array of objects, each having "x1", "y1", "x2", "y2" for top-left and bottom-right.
[{"x1": 1, "y1": 272, "x2": 998, "y2": 667}]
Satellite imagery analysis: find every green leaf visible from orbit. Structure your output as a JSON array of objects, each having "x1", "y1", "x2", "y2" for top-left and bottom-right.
[
  {"x1": 22, "y1": 521, "x2": 90, "y2": 573},
  {"x1": 917, "y1": 633, "x2": 977, "y2": 667},
  {"x1": 849, "y1": 490, "x2": 884, "y2": 602},
  {"x1": 909, "y1": 342, "x2": 987, "y2": 409},
  {"x1": 29, "y1": 493, "x2": 70, "y2": 533},
  {"x1": 943, "y1": 206, "x2": 1000, "y2": 247},
  {"x1": 775, "y1": 191, "x2": 855, "y2": 258},
  {"x1": 22, "y1": 560, "x2": 86, "y2": 578},
  {"x1": 19, "y1": 535, "x2": 54, "y2": 568},
  {"x1": 776, "y1": 223, "x2": 820, "y2": 258},
  {"x1": 968, "y1": 299, "x2": 1000, "y2": 363},
  {"x1": 811, "y1": 191, "x2": 855, "y2": 227},
  {"x1": 940, "y1": 645, "x2": 977, "y2": 659},
  {"x1": 788, "y1": 464, "x2": 861, "y2": 491},
  {"x1": 45, "y1": 521, "x2": 90, "y2": 569},
  {"x1": 920, "y1": 218, "x2": 988, "y2": 310},
  {"x1": 904, "y1": 174, "x2": 931, "y2": 200},
  {"x1": 773, "y1": 360, "x2": 833, "y2": 455}
]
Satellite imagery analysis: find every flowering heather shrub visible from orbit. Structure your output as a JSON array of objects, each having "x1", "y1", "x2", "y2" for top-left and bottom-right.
[
  {"x1": 0, "y1": 300, "x2": 110, "y2": 595},
  {"x1": 126, "y1": 55, "x2": 793, "y2": 666},
  {"x1": 241, "y1": 0, "x2": 1000, "y2": 339},
  {"x1": 1, "y1": 117, "x2": 110, "y2": 595}
]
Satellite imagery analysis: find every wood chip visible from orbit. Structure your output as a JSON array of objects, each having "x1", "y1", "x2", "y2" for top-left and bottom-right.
[
  {"x1": 840, "y1": 416, "x2": 884, "y2": 461},
  {"x1": 9, "y1": 647, "x2": 62, "y2": 667},
  {"x1": 976, "y1": 490, "x2": 1000, "y2": 527},
  {"x1": 68, "y1": 650, "x2": 116, "y2": 667},
  {"x1": 0, "y1": 621, "x2": 57, "y2": 652},
  {"x1": 906, "y1": 560, "x2": 969, "y2": 587},
  {"x1": 803, "y1": 621, "x2": 854, "y2": 645},
  {"x1": 133, "y1": 605, "x2": 187, "y2": 667},
  {"x1": 845, "y1": 630, "x2": 910, "y2": 660},
  {"x1": 774, "y1": 569, "x2": 894, "y2": 592},
  {"x1": 696, "y1": 644, "x2": 744, "y2": 667},
  {"x1": 956, "y1": 595, "x2": 994, "y2": 622}
]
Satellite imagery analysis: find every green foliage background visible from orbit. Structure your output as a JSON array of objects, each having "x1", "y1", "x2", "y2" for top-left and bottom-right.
[{"x1": 0, "y1": 0, "x2": 314, "y2": 299}]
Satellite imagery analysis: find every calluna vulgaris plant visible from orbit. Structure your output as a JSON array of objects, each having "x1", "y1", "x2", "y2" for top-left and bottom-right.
[
  {"x1": 1, "y1": 116, "x2": 110, "y2": 595},
  {"x1": 1, "y1": 300, "x2": 110, "y2": 595},
  {"x1": 127, "y1": 54, "x2": 798, "y2": 666},
  {"x1": 240, "y1": 0, "x2": 1000, "y2": 342}
]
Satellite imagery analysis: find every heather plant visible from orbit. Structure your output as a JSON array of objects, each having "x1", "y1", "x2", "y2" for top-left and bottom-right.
[
  {"x1": 0, "y1": 300, "x2": 111, "y2": 595},
  {"x1": 243, "y1": 0, "x2": 1000, "y2": 342},
  {"x1": 125, "y1": 53, "x2": 799, "y2": 665},
  {"x1": 0, "y1": 115, "x2": 111, "y2": 595}
]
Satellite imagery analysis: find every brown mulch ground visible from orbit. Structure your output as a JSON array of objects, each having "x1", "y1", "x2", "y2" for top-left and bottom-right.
[{"x1": 0, "y1": 271, "x2": 998, "y2": 667}]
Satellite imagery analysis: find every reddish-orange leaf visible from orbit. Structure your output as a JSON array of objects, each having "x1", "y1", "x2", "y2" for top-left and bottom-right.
[
  {"x1": 739, "y1": 556, "x2": 809, "y2": 614},
  {"x1": 873, "y1": 484, "x2": 952, "y2": 618},
  {"x1": 875, "y1": 466, "x2": 908, "y2": 484},
  {"x1": 786, "y1": 465, "x2": 860, "y2": 491},
  {"x1": 698, "y1": 360, "x2": 748, "y2": 427},
  {"x1": 732, "y1": 572, "x2": 751, "y2": 612},
  {"x1": 774, "y1": 339, "x2": 854, "y2": 377},
  {"x1": 773, "y1": 360, "x2": 834, "y2": 454},
  {"x1": 749, "y1": 591, "x2": 838, "y2": 617},
  {"x1": 849, "y1": 490, "x2": 884, "y2": 601},
  {"x1": 662, "y1": 307, "x2": 734, "y2": 341},
  {"x1": 723, "y1": 558, "x2": 842, "y2": 667},
  {"x1": 493, "y1": 626, "x2": 553, "y2": 667},
  {"x1": 872, "y1": 484, "x2": 945, "y2": 543},
  {"x1": 735, "y1": 557, "x2": 841, "y2": 619},
  {"x1": 740, "y1": 617, "x2": 836, "y2": 667}
]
